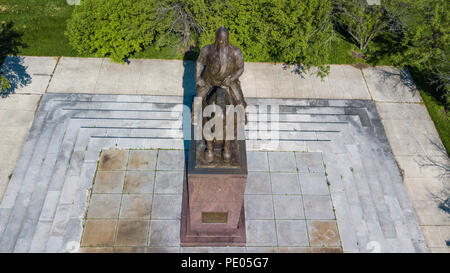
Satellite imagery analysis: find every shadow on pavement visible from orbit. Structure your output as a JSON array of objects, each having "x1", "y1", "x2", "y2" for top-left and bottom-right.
[{"x1": 0, "y1": 21, "x2": 30, "y2": 98}]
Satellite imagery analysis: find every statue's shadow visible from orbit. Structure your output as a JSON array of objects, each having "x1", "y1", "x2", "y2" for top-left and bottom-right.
[{"x1": 181, "y1": 54, "x2": 197, "y2": 165}]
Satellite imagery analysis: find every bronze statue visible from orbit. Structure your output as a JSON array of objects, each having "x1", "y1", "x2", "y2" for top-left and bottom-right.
[{"x1": 195, "y1": 26, "x2": 247, "y2": 163}]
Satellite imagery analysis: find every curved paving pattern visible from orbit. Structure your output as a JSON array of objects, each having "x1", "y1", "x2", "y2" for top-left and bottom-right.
[{"x1": 0, "y1": 93, "x2": 426, "y2": 252}]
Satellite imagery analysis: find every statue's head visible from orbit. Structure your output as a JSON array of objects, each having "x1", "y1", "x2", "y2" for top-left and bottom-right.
[{"x1": 215, "y1": 26, "x2": 229, "y2": 48}]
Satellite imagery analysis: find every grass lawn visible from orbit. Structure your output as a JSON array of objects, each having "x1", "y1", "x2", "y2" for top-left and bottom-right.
[
  {"x1": 410, "y1": 68, "x2": 450, "y2": 156},
  {"x1": 0, "y1": 0, "x2": 76, "y2": 56},
  {"x1": 1, "y1": 0, "x2": 448, "y2": 154}
]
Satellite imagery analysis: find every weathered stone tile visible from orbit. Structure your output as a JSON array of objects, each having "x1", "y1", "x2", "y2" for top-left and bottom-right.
[
  {"x1": 151, "y1": 194, "x2": 182, "y2": 220},
  {"x1": 421, "y1": 226, "x2": 450, "y2": 248},
  {"x1": 245, "y1": 172, "x2": 271, "y2": 194},
  {"x1": 299, "y1": 173, "x2": 329, "y2": 195},
  {"x1": 246, "y1": 220, "x2": 277, "y2": 247},
  {"x1": 119, "y1": 194, "x2": 152, "y2": 219},
  {"x1": 246, "y1": 247, "x2": 278, "y2": 253},
  {"x1": 29, "y1": 220, "x2": 52, "y2": 253},
  {"x1": 273, "y1": 195, "x2": 304, "y2": 219},
  {"x1": 115, "y1": 220, "x2": 149, "y2": 246},
  {"x1": 278, "y1": 247, "x2": 311, "y2": 253},
  {"x1": 93, "y1": 171, "x2": 125, "y2": 193},
  {"x1": 307, "y1": 220, "x2": 341, "y2": 247},
  {"x1": 39, "y1": 191, "x2": 60, "y2": 222},
  {"x1": 146, "y1": 247, "x2": 180, "y2": 253},
  {"x1": 87, "y1": 194, "x2": 121, "y2": 219},
  {"x1": 276, "y1": 220, "x2": 309, "y2": 247},
  {"x1": 128, "y1": 150, "x2": 158, "y2": 170},
  {"x1": 0, "y1": 127, "x2": 30, "y2": 144},
  {"x1": 270, "y1": 173, "x2": 300, "y2": 194},
  {"x1": 295, "y1": 152, "x2": 324, "y2": 173},
  {"x1": 24, "y1": 56, "x2": 58, "y2": 75},
  {"x1": 12, "y1": 75, "x2": 50, "y2": 94},
  {"x1": 180, "y1": 247, "x2": 214, "y2": 253},
  {"x1": 0, "y1": 110, "x2": 35, "y2": 127},
  {"x1": 154, "y1": 171, "x2": 184, "y2": 194},
  {"x1": 246, "y1": 152, "x2": 269, "y2": 171},
  {"x1": 0, "y1": 144, "x2": 22, "y2": 166},
  {"x1": 429, "y1": 247, "x2": 450, "y2": 253},
  {"x1": 79, "y1": 247, "x2": 114, "y2": 253},
  {"x1": 47, "y1": 57, "x2": 103, "y2": 93},
  {"x1": 363, "y1": 67, "x2": 421, "y2": 103},
  {"x1": 245, "y1": 195, "x2": 274, "y2": 220},
  {"x1": 81, "y1": 220, "x2": 116, "y2": 247},
  {"x1": 412, "y1": 200, "x2": 450, "y2": 226},
  {"x1": 123, "y1": 171, "x2": 154, "y2": 194},
  {"x1": 268, "y1": 152, "x2": 297, "y2": 172},
  {"x1": 98, "y1": 150, "x2": 128, "y2": 171},
  {"x1": 148, "y1": 220, "x2": 180, "y2": 246},
  {"x1": 211, "y1": 247, "x2": 246, "y2": 253},
  {"x1": 156, "y1": 150, "x2": 185, "y2": 170},
  {"x1": 94, "y1": 59, "x2": 142, "y2": 93},
  {"x1": 114, "y1": 246, "x2": 147, "y2": 253},
  {"x1": 336, "y1": 220, "x2": 359, "y2": 252},
  {"x1": 310, "y1": 247, "x2": 343, "y2": 253},
  {"x1": 303, "y1": 195, "x2": 335, "y2": 220},
  {"x1": 404, "y1": 177, "x2": 444, "y2": 201}
]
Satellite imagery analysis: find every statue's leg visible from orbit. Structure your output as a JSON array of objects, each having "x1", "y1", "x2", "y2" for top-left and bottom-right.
[
  {"x1": 193, "y1": 84, "x2": 210, "y2": 122},
  {"x1": 228, "y1": 81, "x2": 248, "y2": 125},
  {"x1": 223, "y1": 140, "x2": 231, "y2": 162},
  {"x1": 228, "y1": 81, "x2": 247, "y2": 108},
  {"x1": 223, "y1": 105, "x2": 231, "y2": 163},
  {"x1": 205, "y1": 140, "x2": 214, "y2": 163}
]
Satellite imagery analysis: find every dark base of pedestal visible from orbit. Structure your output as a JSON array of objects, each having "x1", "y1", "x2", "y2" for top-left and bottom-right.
[{"x1": 180, "y1": 173, "x2": 246, "y2": 247}]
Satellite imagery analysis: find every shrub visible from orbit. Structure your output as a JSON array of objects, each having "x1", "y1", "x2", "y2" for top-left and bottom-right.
[
  {"x1": 197, "y1": 0, "x2": 333, "y2": 75},
  {"x1": 66, "y1": 0, "x2": 333, "y2": 74},
  {"x1": 65, "y1": 0, "x2": 155, "y2": 63}
]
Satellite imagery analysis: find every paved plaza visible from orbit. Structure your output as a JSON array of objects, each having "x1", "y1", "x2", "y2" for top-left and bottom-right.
[{"x1": 0, "y1": 56, "x2": 448, "y2": 253}]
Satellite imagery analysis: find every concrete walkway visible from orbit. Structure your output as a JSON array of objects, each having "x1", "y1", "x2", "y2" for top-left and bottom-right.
[{"x1": 0, "y1": 56, "x2": 448, "y2": 252}]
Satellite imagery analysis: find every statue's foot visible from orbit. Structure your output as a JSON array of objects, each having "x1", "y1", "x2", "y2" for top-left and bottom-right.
[
  {"x1": 223, "y1": 149, "x2": 231, "y2": 163},
  {"x1": 205, "y1": 149, "x2": 214, "y2": 163}
]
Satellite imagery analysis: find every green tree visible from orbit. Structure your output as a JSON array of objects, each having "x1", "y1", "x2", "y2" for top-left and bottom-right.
[
  {"x1": 66, "y1": 0, "x2": 155, "y2": 63},
  {"x1": 390, "y1": 0, "x2": 449, "y2": 100},
  {"x1": 197, "y1": 0, "x2": 333, "y2": 75},
  {"x1": 0, "y1": 21, "x2": 23, "y2": 97},
  {"x1": 390, "y1": 0, "x2": 449, "y2": 68},
  {"x1": 264, "y1": 0, "x2": 332, "y2": 75},
  {"x1": 333, "y1": 0, "x2": 407, "y2": 51},
  {"x1": 152, "y1": 0, "x2": 206, "y2": 48}
]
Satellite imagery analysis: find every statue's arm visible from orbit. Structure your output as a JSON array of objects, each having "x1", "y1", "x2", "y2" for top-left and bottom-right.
[
  {"x1": 229, "y1": 48, "x2": 244, "y2": 82},
  {"x1": 196, "y1": 46, "x2": 208, "y2": 85}
]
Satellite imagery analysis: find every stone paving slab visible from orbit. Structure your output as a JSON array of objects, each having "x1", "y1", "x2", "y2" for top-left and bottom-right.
[
  {"x1": 1, "y1": 56, "x2": 57, "y2": 95},
  {"x1": 363, "y1": 67, "x2": 422, "y2": 103},
  {"x1": 47, "y1": 57, "x2": 103, "y2": 94},
  {"x1": 0, "y1": 94, "x2": 41, "y2": 200},
  {"x1": 45, "y1": 57, "x2": 372, "y2": 100},
  {"x1": 376, "y1": 101, "x2": 449, "y2": 253}
]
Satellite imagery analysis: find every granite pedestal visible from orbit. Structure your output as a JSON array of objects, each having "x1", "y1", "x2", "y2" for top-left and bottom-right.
[{"x1": 180, "y1": 140, "x2": 247, "y2": 246}]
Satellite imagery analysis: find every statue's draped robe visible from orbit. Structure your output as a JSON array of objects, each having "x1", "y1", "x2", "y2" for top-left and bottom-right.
[{"x1": 196, "y1": 44, "x2": 247, "y2": 108}]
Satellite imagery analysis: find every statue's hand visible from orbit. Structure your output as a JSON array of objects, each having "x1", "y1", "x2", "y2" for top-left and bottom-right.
[
  {"x1": 196, "y1": 78, "x2": 206, "y2": 87},
  {"x1": 222, "y1": 77, "x2": 232, "y2": 87}
]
